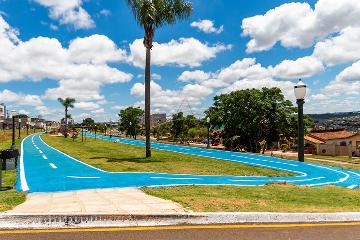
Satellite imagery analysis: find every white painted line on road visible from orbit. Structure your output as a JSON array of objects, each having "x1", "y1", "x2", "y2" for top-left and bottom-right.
[
  {"x1": 229, "y1": 177, "x2": 325, "y2": 183},
  {"x1": 347, "y1": 185, "x2": 358, "y2": 189},
  {"x1": 151, "y1": 176, "x2": 202, "y2": 180},
  {"x1": 49, "y1": 163, "x2": 57, "y2": 169},
  {"x1": 39, "y1": 150, "x2": 43, "y2": 154},
  {"x1": 348, "y1": 171, "x2": 360, "y2": 177},
  {"x1": 19, "y1": 135, "x2": 31, "y2": 192},
  {"x1": 35, "y1": 146, "x2": 39, "y2": 150},
  {"x1": 42, "y1": 155, "x2": 48, "y2": 160},
  {"x1": 67, "y1": 176, "x2": 100, "y2": 179}
]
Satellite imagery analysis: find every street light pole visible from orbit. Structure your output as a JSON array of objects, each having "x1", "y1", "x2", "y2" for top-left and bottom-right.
[
  {"x1": 81, "y1": 126, "x2": 84, "y2": 142},
  {"x1": 294, "y1": 80, "x2": 307, "y2": 163},
  {"x1": 129, "y1": 121, "x2": 132, "y2": 139},
  {"x1": 206, "y1": 117, "x2": 210, "y2": 149},
  {"x1": 18, "y1": 118, "x2": 21, "y2": 139},
  {"x1": 11, "y1": 114, "x2": 16, "y2": 149},
  {"x1": 94, "y1": 125, "x2": 97, "y2": 140}
]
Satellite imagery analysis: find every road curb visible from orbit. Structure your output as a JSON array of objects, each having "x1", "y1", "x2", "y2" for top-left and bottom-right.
[{"x1": 1, "y1": 212, "x2": 360, "y2": 229}]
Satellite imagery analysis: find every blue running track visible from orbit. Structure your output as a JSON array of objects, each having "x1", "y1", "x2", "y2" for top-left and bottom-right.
[{"x1": 16, "y1": 133, "x2": 360, "y2": 193}]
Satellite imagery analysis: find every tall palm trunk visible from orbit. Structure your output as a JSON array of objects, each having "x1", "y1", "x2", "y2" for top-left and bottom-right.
[
  {"x1": 64, "y1": 107, "x2": 68, "y2": 138},
  {"x1": 145, "y1": 47, "x2": 151, "y2": 157}
]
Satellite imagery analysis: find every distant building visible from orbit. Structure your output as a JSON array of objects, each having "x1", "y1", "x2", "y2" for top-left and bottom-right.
[
  {"x1": 61, "y1": 117, "x2": 74, "y2": 125},
  {"x1": 141, "y1": 113, "x2": 167, "y2": 127},
  {"x1": 0, "y1": 103, "x2": 6, "y2": 123}
]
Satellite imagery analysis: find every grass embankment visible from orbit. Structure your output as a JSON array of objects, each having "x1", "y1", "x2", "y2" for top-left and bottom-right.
[
  {"x1": 41, "y1": 134, "x2": 291, "y2": 176},
  {"x1": 0, "y1": 130, "x2": 27, "y2": 212},
  {"x1": 143, "y1": 185, "x2": 360, "y2": 212}
]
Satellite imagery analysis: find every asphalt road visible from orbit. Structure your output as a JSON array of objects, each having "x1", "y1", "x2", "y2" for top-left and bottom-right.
[{"x1": 1, "y1": 223, "x2": 360, "y2": 240}]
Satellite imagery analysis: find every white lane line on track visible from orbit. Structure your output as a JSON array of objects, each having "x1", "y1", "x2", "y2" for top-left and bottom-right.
[
  {"x1": 39, "y1": 150, "x2": 43, "y2": 154},
  {"x1": 19, "y1": 135, "x2": 31, "y2": 192},
  {"x1": 231, "y1": 154, "x2": 298, "y2": 167},
  {"x1": 49, "y1": 163, "x2": 57, "y2": 169},
  {"x1": 229, "y1": 177, "x2": 325, "y2": 183},
  {"x1": 347, "y1": 185, "x2": 358, "y2": 189},
  {"x1": 307, "y1": 163, "x2": 350, "y2": 187},
  {"x1": 67, "y1": 176, "x2": 100, "y2": 179},
  {"x1": 348, "y1": 171, "x2": 360, "y2": 177},
  {"x1": 151, "y1": 177, "x2": 202, "y2": 180},
  {"x1": 42, "y1": 155, "x2": 48, "y2": 160}
]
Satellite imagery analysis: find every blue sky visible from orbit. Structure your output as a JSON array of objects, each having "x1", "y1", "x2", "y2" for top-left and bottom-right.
[{"x1": 0, "y1": 0, "x2": 359, "y2": 122}]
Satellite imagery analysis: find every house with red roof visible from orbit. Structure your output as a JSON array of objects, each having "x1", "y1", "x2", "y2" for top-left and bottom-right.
[{"x1": 305, "y1": 129, "x2": 360, "y2": 157}]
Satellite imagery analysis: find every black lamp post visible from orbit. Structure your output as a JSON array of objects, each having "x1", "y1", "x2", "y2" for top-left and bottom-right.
[
  {"x1": 81, "y1": 125, "x2": 84, "y2": 142},
  {"x1": 18, "y1": 118, "x2": 21, "y2": 139},
  {"x1": 11, "y1": 111, "x2": 16, "y2": 149},
  {"x1": 294, "y1": 80, "x2": 307, "y2": 162},
  {"x1": 94, "y1": 124, "x2": 97, "y2": 140},
  {"x1": 26, "y1": 118, "x2": 30, "y2": 135},
  {"x1": 206, "y1": 117, "x2": 210, "y2": 149},
  {"x1": 129, "y1": 121, "x2": 132, "y2": 139}
]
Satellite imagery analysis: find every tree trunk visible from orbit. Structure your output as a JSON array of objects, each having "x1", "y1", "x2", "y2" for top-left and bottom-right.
[
  {"x1": 145, "y1": 47, "x2": 151, "y2": 158},
  {"x1": 64, "y1": 107, "x2": 68, "y2": 138}
]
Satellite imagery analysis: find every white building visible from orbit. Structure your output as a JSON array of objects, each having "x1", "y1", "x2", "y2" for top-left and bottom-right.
[{"x1": 0, "y1": 103, "x2": 6, "y2": 122}]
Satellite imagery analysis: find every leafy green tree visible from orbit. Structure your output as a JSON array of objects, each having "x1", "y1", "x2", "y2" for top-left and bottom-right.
[
  {"x1": 171, "y1": 112, "x2": 186, "y2": 139},
  {"x1": 82, "y1": 118, "x2": 95, "y2": 127},
  {"x1": 188, "y1": 127, "x2": 198, "y2": 140},
  {"x1": 58, "y1": 97, "x2": 75, "y2": 138},
  {"x1": 125, "y1": 0, "x2": 192, "y2": 158},
  {"x1": 119, "y1": 107, "x2": 144, "y2": 139},
  {"x1": 185, "y1": 115, "x2": 198, "y2": 129},
  {"x1": 207, "y1": 88, "x2": 313, "y2": 153}
]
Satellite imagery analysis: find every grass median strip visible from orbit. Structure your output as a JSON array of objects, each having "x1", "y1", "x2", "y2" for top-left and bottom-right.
[
  {"x1": 143, "y1": 185, "x2": 360, "y2": 212},
  {"x1": 41, "y1": 134, "x2": 292, "y2": 176}
]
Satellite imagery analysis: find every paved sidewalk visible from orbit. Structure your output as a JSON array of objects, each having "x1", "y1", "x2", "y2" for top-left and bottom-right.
[{"x1": 8, "y1": 188, "x2": 188, "y2": 215}]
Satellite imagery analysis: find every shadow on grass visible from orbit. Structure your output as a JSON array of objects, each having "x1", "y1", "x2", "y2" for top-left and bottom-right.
[
  {"x1": 89, "y1": 156, "x2": 163, "y2": 164},
  {"x1": 0, "y1": 186, "x2": 13, "y2": 192}
]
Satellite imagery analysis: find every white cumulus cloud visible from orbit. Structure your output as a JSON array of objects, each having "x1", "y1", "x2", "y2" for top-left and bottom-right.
[
  {"x1": 34, "y1": 0, "x2": 95, "y2": 29},
  {"x1": 242, "y1": 0, "x2": 360, "y2": 52},
  {"x1": 127, "y1": 38, "x2": 231, "y2": 68},
  {"x1": 191, "y1": 19, "x2": 224, "y2": 34}
]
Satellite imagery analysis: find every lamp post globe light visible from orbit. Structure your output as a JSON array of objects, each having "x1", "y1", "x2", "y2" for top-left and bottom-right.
[
  {"x1": 294, "y1": 80, "x2": 307, "y2": 162},
  {"x1": 206, "y1": 117, "x2": 211, "y2": 149}
]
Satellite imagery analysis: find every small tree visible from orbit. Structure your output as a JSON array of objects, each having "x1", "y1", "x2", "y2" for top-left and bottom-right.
[{"x1": 119, "y1": 107, "x2": 144, "y2": 139}]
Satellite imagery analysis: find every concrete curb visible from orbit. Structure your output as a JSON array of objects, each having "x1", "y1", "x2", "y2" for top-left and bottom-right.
[{"x1": 1, "y1": 212, "x2": 360, "y2": 229}]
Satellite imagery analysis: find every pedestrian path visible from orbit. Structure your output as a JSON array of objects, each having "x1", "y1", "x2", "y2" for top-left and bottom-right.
[
  {"x1": 15, "y1": 133, "x2": 360, "y2": 193},
  {"x1": 9, "y1": 188, "x2": 187, "y2": 214}
]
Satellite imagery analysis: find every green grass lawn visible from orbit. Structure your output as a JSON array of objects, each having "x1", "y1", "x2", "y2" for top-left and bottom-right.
[
  {"x1": 143, "y1": 185, "x2": 360, "y2": 212},
  {"x1": 42, "y1": 134, "x2": 360, "y2": 213},
  {"x1": 0, "y1": 130, "x2": 27, "y2": 212},
  {"x1": 0, "y1": 170, "x2": 26, "y2": 212},
  {"x1": 41, "y1": 134, "x2": 291, "y2": 176}
]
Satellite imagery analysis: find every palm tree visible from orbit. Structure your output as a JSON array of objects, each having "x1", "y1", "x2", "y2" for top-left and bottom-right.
[
  {"x1": 58, "y1": 97, "x2": 76, "y2": 138},
  {"x1": 126, "y1": 0, "x2": 192, "y2": 157}
]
